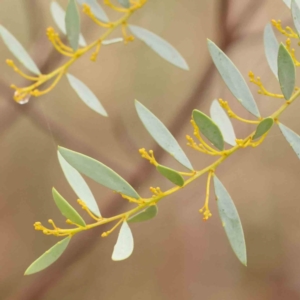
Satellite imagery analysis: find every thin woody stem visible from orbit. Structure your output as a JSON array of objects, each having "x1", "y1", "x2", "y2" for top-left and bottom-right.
[{"x1": 35, "y1": 88, "x2": 300, "y2": 237}]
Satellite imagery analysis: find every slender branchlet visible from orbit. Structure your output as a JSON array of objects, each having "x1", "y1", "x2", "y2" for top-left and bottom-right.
[
  {"x1": 8, "y1": 0, "x2": 147, "y2": 103},
  {"x1": 33, "y1": 80, "x2": 300, "y2": 236}
]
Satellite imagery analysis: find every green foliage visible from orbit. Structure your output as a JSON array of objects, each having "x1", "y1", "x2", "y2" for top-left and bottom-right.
[
  {"x1": 59, "y1": 146, "x2": 140, "y2": 199},
  {"x1": 192, "y1": 109, "x2": 224, "y2": 150},
  {"x1": 253, "y1": 118, "x2": 274, "y2": 140},
  {"x1": 135, "y1": 100, "x2": 193, "y2": 170},
  {"x1": 51, "y1": 1, "x2": 87, "y2": 46},
  {"x1": 278, "y1": 44, "x2": 296, "y2": 99},
  {"x1": 25, "y1": 237, "x2": 71, "y2": 275},
  {"x1": 128, "y1": 205, "x2": 158, "y2": 223},
  {"x1": 207, "y1": 39, "x2": 260, "y2": 117},
  {"x1": 112, "y1": 221, "x2": 134, "y2": 261},
  {"x1": 66, "y1": 73, "x2": 108, "y2": 116},
  {"x1": 65, "y1": 0, "x2": 81, "y2": 51},
  {"x1": 52, "y1": 187, "x2": 86, "y2": 227},
  {"x1": 214, "y1": 176, "x2": 247, "y2": 266},
  {"x1": 156, "y1": 165, "x2": 185, "y2": 187},
  {"x1": 264, "y1": 24, "x2": 279, "y2": 78},
  {"x1": 58, "y1": 152, "x2": 101, "y2": 217},
  {"x1": 0, "y1": 26, "x2": 40, "y2": 74},
  {"x1": 209, "y1": 100, "x2": 236, "y2": 146},
  {"x1": 129, "y1": 25, "x2": 189, "y2": 70},
  {"x1": 278, "y1": 123, "x2": 300, "y2": 158}
]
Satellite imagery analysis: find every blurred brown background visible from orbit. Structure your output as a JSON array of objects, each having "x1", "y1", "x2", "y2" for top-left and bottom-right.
[{"x1": 0, "y1": 0, "x2": 299, "y2": 299}]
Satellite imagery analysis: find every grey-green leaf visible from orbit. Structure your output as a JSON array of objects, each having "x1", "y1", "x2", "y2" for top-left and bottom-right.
[
  {"x1": 128, "y1": 205, "x2": 158, "y2": 223},
  {"x1": 283, "y1": 0, "x2": 300, "y2": 8},
  {"x1": 207, "y1": 39, "x2": 260, "y2": 117},
  {"x1": 52, "y1": 188, "x2": 86, "y2": 226},
  {"x1": 66, "y1": 73, "x2": 108, "y2": 116},
  {"x1": 129, "y1": 25, "x2": 189, "y2": 70},
  {"x1": 77, "y1": 0, "x2": 109, "y2": 22},
  {"x1": 0, "y1": 26, "x2": 40, "y2": 75},
  {"x1": 278, "y1": 43, "x2": 295, "y2": 100},
  {"x1": 253, "y1": 118, "x2": 274, "y2": 140},
  {"x1": 264, "y1": 23, "x2": 279, "y2": 79},
  {"x1": 112, "y1": 221, "x2": 134, "y2": 261},
  {"x1": 156, "y1": 164, "x2": 184, "y2": 187},
  {"x1": 135, "y1": 100, "x2": 193, "y2": 170},
  {"x1": 25, "y1": 237, "x2": 71, "y2": 275},
  {"x1": 117, "y1": 0, "x2": 130, "y2": 8},
  {"x1": 58, "y1": 152, "x2": 101, "y2": 217},
  {"x1": 278, "y1": 122, "x2": 300, "y2": 158},
  {"x1": 65, "y1": 0, "x2": 80, "y2": 51},
  {"x1": 50, "y1": 1, "x2": 86, "y2": 47},
  {"x1": 210, "y1": 100, "x2": 236, "y2": 146},
  {"x1": 193, "y1": 110, "x2": 224, "y2": 150},
  {"x1": 213, "y1": 175, "x2": 247, "y2": 266},
  {"x1": 58, "y1": 147, "x2": 140, "y2": 199},
  {"x1": 292, "y1": 0, "x2": 300, "y2": 36}
]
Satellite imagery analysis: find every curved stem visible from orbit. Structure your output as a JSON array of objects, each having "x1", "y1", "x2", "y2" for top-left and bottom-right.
[{"x1": 37, "y1": 88, "x2": 300, "y2": 238}]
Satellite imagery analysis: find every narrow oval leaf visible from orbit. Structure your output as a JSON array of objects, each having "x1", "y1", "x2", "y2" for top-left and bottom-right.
[
  {"x1": 278, "y1": 43, "x2": 295, "y2": 100},
  {"x1": 128, "y1": 205, "x2": 158, "y2": 223},
  {"x1": 292, "y1": 0, "x2": 300, "y2": 36},
  {"x1": 156, "y1": 164, "x2": 184, "y2": 187},
  {"x1": 135, "y1": 100, "x2": 193, "y2": 170},
  {"x1": 207, "y1": 39, "x2": 260, "y2": 117},
  {"x1": 66, "y1": 73, "x2": 108, "y2": 116},
  {"x1": 112, "y1": 221, "x2": 134, "y2": 261},
  {"x1": 264, "y1": 23, "x2": 279, "y2": 79},
  {"x1": 213, "y1": 176, "x2": 247, "y2": 266},
  {"x1": 25, "y1": 237, "x2": 71, "y2": 275},
  {"x1": 193, "y1": 110, "x2": 224, "y2": 150},
  {"x1": 77, "y1": 0, "x2": 109, "y2": 23},
  {"x1": 278, "y1": 123, "x2": 300, "y2": 158},
  {"x1": 253, "y1": 118, "x2": 274, "y2": 140},
  {"x1": 129, "y1": 25, "x2": 189, "y2": 70},
  {"x1": 65, "y1": 0, "x2": 80, "y2": 51},
  {"x1": 52, "y1": 188, "x2": 86, "y2": 226},
  {"x1": 58, "y1": 152, "x2": 101, "y2": 217},
  {"x1": 50, "y1": 1, "x2": 86, "y2": 47},
  {"x1": 117, "y1": 0, "x2": 130, "y2": 8},
  {"x1": 284, "y1": 0, "x2": 300, "y2": 8},
  {"x1": 0, "y1": 26, "x2": 40, "y2": 75},
  {"x1": 210, "y1": 100, "x2": 236, "y2": 146},
  {"x1": 58, "y1": 147, "x2": 140, "y2": 199}
]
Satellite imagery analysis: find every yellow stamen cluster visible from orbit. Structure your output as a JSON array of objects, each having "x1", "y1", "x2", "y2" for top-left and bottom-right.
[
  {"x1": 271, "y1": 19, "x2": 299, "y2": 39},
  {"x1": 199, "y1": 170, "x2": 214, "y2": 221},
  {"x1": 139, "y1": 148, "x2": 158, "y2": 166},
  {"x1": 47, "y1": 27, "x2": 75, "y2": 57},
  {"x1": 122, "y1": 22, "x2": 135, "y2": 44},
  {"x1": 150, "y1": 187, "x2": 163, "y2": 197},
  {"x1": 248, "y1": 72, "x2": 284, "y2": 99},
  {"x1": 77, "y1": 199, "x2": 102, "y2": 221},
  {"x1": 285, "y1": 38, "x2": 300, "y2": 66}
]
